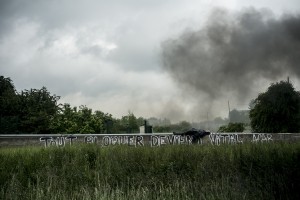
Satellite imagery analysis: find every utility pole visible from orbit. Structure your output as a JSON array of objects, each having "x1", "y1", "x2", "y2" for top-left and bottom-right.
[
  {"x1": 228, "y1": 101, "x2": 231, "y2": 122},
  {"x1": 206, "y1": 112, "x2": 209, "y2": 129}
]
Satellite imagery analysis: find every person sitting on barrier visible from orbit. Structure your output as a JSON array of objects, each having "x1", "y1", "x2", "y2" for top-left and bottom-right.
[{"x1": 173, "y1": 128, "x2": 210, "y2": 144}]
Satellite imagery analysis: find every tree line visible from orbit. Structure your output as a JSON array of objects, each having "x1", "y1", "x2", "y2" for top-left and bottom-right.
[
  {"x1": 1, "y1": 75, "x2": 300, "y2": 133},
  {"x1": 0, "y1": 76, "x2": 144, "y2": 134},
  {"x1": 0, "y1": 76, "x2": 194, "y2": 134}
]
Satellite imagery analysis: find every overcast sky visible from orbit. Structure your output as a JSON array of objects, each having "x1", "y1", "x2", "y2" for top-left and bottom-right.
[{"x1": 1, "y1": 0, "x2": 299, "y2": 122}]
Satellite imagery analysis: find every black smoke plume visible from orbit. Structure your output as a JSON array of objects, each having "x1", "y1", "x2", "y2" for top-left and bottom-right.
[{"x1": 162, "y1": 8, "x2": 300, "y2": 117}]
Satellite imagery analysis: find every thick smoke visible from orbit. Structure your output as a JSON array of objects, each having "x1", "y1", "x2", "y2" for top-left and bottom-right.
[
  {"x1": 162, "y1": 8, "x2": 300, "y2": 119},
  {"x1": 162, "y1": 8, "x2": 300, "y2": 120}
]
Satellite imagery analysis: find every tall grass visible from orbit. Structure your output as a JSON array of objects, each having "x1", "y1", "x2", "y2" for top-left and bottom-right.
[{"x1": 0, "y1": 142, "x2": 299, "y2": 199}]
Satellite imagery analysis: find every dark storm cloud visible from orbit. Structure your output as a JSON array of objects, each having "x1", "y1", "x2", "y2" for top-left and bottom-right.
[
  {"x1": 2, "y1": 0, "x2": 300, "y2": 122},
  {"x1": 162, "y1": 8, "x2": 300, "y2": 102},
  {"x1": 0, "y1": 0, "x2": 163, "y2": 73}
]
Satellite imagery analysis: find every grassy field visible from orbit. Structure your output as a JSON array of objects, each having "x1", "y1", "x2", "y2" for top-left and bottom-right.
[{"x1": 0, "y1": 142, "x2": 299, "y2": 200}]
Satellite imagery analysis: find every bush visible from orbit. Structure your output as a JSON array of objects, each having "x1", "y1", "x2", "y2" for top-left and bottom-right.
[{"x1": 218, "y1": 122, "x2": 245, "y2": 132}]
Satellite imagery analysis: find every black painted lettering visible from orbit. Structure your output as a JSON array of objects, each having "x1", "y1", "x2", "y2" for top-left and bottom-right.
[
  {"x1": 127, "y1": 136, "x2": 135, "y2": 146},
  {"x1": 136, "y1": 135, "x2": 144, "y2": 146},
  {"x1": 151, "y1": 136, "x2": 159, "y2": 147},
  {"x1": 66, "y1": 135, "x2": 77, "y2": 145},
  {"x1": 159, "y1": 136, "x2": 167, "y2": 146},
  {"x1": 167, "y1": 135, "x2": 175, "y2": 145},
  {"x1": 103, "y1": 136, "x2": 111, "y2": 146}
]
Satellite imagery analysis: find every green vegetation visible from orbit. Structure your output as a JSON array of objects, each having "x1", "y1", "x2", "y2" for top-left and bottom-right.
[
  {"x1": 0, "y1": 76, "x2": 144, "y2": 134},
  {"x1": 219, "y1": 80, "x2": 300, "y2": 133},
  {"x1": 153, "y1": 121, "x2": 192, "y2": 133},
  {"x1": 0, "y1": 143, "x2": 299, "y2": 199},
  {"x1": 218, "y1": 123, "x2": 245, "y2": 133},
  {"x1": 3, "y1": 76, "x2": 300, "y2": 134},
  {"x1": 0, "y1": 76, "x2": 61, "y2": 134},
  {"x1": 250, "y1": 81, "x2": 300, "y2": 133},
  {"x1": 0, "y1": 76, "x2": 196, "y2": 134}
]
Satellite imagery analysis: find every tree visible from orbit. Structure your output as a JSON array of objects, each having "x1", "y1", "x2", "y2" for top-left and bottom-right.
[
  {"x1": 218, "y1": 123, "x2": 245, "y2": 132},
  {"x1": 50, "y1": 104, "x2": 107, "y2": 134},
  {"x1": 117, "y1": 112, "x2": 140, "y2": 133},
  {"x1": 249, "y1": 81, "x2": 300, "y2": 133},
  {"x1": 0, "y1": 76, "x2": 17, "y2": 114},
  {"x1": 152, "y1": 121, "x2": 192, "y2": 133},
  {"x1": 50, "y1": 103, "x2": 78, "y2": 133},
  {"x1": 0, "y1": 76, "x2": 19, "y2": 133},
  {"x1": 18, "y1": 87, "x2": 60, "y2": 133},
  {"x1": 153, "y1": 125, "x2": 172, "y2": 133}
]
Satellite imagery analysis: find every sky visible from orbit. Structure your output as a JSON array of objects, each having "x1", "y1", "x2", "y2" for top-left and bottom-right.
[{"x1": 0, "y1": 0, "x2": 300, "y2": 122}]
